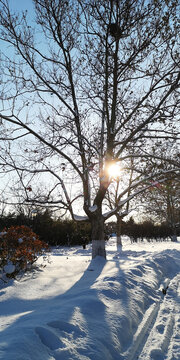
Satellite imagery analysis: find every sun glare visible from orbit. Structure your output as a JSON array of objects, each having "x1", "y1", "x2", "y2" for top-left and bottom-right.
[{"x1": 107, "y1": 163, "x2": 121, "y2": 179}]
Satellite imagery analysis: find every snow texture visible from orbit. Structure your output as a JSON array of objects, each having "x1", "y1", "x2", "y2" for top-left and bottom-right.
[
  {"x1": 73, "y1": 214, "x2": 88, "y2": 221},
  {"x1": 88, "y1": 205, "x2": 97, "y2": 213},
  {"x1": 3, "y1": 262, "x2": 16, "y2": 275},
  {"x1": 0, "y1": 237, "x2": 180, "y2": 359}
]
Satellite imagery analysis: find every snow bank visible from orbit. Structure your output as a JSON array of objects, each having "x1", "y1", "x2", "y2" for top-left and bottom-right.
[{"x1": 0, "y1": 238, "x2": 180, "y2": 359}]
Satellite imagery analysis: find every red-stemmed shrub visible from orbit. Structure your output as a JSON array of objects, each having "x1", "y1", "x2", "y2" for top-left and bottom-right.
[{"x1": 0, "y1": 225, "x2": 49, "y2": 278}]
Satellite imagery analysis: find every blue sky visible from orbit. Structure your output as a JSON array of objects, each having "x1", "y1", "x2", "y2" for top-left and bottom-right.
[
  {"x1": 0, "y1": 0, "x2": 35, "y2": 51},
  {"x1": 9, "y1": 0, "x2": 34, "y2": 13}
]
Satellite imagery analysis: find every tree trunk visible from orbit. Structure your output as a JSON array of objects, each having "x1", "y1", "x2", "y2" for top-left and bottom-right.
[
  {"x1": 91, "y1": 216, "x2": 106, "y2": 259},
  {"x1": 171, "y1": 226, "x2": 177, "y2": 242},
  {"x1": 116, "y1": 215, "x2": 122, "y2": 249},
  {"x1": 171, "y1": 234, "x2": 177, "y2": 242}
]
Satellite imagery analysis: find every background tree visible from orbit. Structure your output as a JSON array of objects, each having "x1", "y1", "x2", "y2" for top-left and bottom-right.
[
  {"x1": 0, "y1": 0, "x2": 179, "y2": 258},
  {"x1": 136, "y1": 143, "x2": 179, "y2": 240},
  {"x1": 139, "y1": 177, "x2": 180, "y2": 240},
  {"x1": 124, "y1": 216, "x2": 174, "y2": 242},
  {"x1": 105, "y1": 158, "x2": 135, "y2": 249}
]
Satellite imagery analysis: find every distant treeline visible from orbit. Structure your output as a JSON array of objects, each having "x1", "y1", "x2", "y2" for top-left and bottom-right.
[
  {"x1": 0, "y1": 211, "x2": 179, "y2": 246},
  {"x1": 108, "y1": 217, "x2": 179, "y2": 242}
]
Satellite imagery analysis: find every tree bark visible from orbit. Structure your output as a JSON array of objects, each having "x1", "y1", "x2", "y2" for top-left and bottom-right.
[
  {"x1": 91, "y1": 215, "x2": 106, "y2": 259},
  {"x1": 116, "y1": 215, "x2": 122, "y2": 249}
]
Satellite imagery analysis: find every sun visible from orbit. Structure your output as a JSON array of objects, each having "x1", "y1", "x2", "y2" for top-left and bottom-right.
[{"x1": 107, "y1": 163, "x2": 121, "y2": 179}]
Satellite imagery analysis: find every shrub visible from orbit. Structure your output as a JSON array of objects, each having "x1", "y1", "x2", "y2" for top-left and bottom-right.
[{"x1": 0, "y1": 225, "x2": 49, "y2": 278}]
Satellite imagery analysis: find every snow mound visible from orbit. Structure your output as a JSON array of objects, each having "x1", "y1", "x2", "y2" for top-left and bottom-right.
[
  {"x1": 3, "y1": 262, "x2": 16, "y2": 275},
  {"x1": 0, "y1": 239, "x2": 180, "y2": 359}
]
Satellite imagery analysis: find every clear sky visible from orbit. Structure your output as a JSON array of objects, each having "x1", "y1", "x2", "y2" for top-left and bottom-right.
[{"x1": 9, "y1": 0, "x2": 34, "y2": 13}]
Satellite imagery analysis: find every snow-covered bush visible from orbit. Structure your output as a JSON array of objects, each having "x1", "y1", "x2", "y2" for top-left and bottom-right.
[{"x1": 0, "y1": 225, "x2": 49, "y2": 278}]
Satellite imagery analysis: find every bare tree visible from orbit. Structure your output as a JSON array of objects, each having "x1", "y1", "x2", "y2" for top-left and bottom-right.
[
  {"x1": 105, "y1": 160, "x2": 134, "y2": 249},
  {"x1": 0, "y1": 0, "x2": 180, "y2": 258},
  {"x1": 138, "y1": 172, "x2": 180, "y2": 241}
]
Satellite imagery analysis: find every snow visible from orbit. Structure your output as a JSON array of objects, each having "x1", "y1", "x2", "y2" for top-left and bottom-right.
[
  {"x1": 73, "y1": 215, "x2": 89, "y2": 221},
  {"x1": 88, "y1": 205, "x2": 97, "y2": 213},
  {"x1": 3, "y1": 263, "x2": 16, "y2": 275},
  {"x1": 0, "y1": 237, "x2": 180, "y2": 360}
]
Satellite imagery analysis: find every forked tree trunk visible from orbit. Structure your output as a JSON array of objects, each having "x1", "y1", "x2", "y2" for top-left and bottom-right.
[{"x1": 91, "y1": 215, "x2": 106, "y2": 259}]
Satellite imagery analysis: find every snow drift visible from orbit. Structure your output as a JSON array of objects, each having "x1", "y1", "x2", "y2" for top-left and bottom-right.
[{"x1": 0, "y1": 238, "x2": 180, "y2": 359}]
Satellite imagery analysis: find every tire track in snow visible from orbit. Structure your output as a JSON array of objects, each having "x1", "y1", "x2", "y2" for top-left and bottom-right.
[
  {"x1": 140, "y1": 312, "x2": 175, "y2": 360},
  {"x1": 124, "y1": 276, "x2": 179, "y2": 360},
  {"x1": 165, "y1": 275, "x2": 180, "y2": 360},
  {"x1": 123, "y1": 301, "x2": 161, "y2": 360}
]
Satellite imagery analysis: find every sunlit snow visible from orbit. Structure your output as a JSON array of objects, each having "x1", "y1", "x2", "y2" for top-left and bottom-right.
[{"x1": 0, "y1": 237, "x2": 179, "y2": 360}]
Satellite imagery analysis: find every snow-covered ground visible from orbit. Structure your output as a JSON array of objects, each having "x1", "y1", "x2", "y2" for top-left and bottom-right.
[{"x1": 0, "y1": 237, "x2": 180, "y2": 360}]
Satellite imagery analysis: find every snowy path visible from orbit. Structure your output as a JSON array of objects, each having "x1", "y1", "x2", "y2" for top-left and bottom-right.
[
  {"x1": 0, "y1": 238, "x2": 180, "y2": 359},
  {"x1": 124, "y1": 274, "x2": 180, "y2": 360}
]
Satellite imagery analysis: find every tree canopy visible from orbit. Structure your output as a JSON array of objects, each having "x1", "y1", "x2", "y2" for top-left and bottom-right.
[{"x1": 0, "y1": 0, "x2": 179, "y2": 257}]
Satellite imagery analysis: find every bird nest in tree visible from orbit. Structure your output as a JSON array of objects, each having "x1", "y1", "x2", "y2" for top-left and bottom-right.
[{"x1": 108, "y1": 23, "x2": 122, "y2": 38}]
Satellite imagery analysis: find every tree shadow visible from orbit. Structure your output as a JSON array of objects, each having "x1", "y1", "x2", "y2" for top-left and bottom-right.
[{"x1": 0, "y1": 255, "x2": 128, "y2": 360}]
